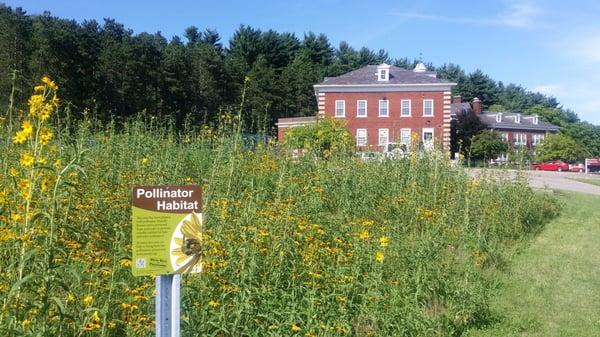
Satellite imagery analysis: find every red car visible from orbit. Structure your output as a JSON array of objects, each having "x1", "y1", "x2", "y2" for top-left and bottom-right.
[
  {"x1": 570, "y1": 163, "x2": 585, "y2": 172},
  {"x1": 531, "y1": 161, "x2": 570, "y2": 172}
]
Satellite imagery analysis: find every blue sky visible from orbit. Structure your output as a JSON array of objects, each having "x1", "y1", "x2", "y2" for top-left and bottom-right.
[{"x1": 6, "y1": 0, "x2": 600, "y2": 124}]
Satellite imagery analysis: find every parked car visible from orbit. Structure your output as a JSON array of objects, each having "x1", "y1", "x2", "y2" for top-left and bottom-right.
[
  {"x1": 570, "y1": 163, "x2": 585, "y2": 173},
  {"x1": 531, "y1": 161, "x2": 570, "y2": 172},
  {"x1": 358, "y1": 152, "x2": 381, "y2": 161},
  {"x1": 384, "y1": 143, "x2": 408, "y2": 159}
]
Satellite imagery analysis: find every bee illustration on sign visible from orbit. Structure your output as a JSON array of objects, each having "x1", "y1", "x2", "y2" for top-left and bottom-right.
[{"x1": 170, "y1": 211, "x2": 203, "y2": 274}]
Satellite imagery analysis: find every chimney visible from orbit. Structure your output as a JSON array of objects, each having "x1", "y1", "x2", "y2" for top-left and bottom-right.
[
  {"x1": 452, "y1": 95, "x2": 462, "y2": 104},
  {"x1": 472, "y1": 97, "x2": 482, "y2": 114}
]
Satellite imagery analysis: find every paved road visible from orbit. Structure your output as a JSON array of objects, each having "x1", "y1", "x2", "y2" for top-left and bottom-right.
[{"x1": 468, "y1": 169, "x2": 600, "y2": 195}]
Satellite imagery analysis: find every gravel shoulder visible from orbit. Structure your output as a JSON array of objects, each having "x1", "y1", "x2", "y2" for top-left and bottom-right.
[{"x1": 468, "y1": 168, "x2": 600, "y2": 195}]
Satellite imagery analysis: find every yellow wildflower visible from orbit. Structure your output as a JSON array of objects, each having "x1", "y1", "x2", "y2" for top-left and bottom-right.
[
  {"x1": 208, "y1": 300, "x2": 219, "y2": 308},
  {"x1": 9, "y1": 167, "x2": 18, "y2": 177},
  {"x1": 141, "y1": 158, "x2": 149, "y2": 165},
  {"x1": 34, "y1": 85, "x2": 45, "y2": 92},
  {"x1": 375, "y1": 251, "x2": 385, "y2": 263},
  {"x1": 120, "y1": 258, "x2": 132, "y2": 267},
  {"x1": 18, "y1": 179, "x2": 30, "y2": 200},
  {"x1": 28, "y1": 94, "x2": 44, "y2": 116},
  {"x1": 82, "y1": 295, "x2": 94, "y2": 306},
  {"x1": 41, "y1": 76, "x2": 58, "y2": 91},
  {"x1": 66, "y1": 292, "x2": 75, "y2": 303},
  {"x1": 19, "y1": 153, "x2": 34, "y2": 167},
  {"x1": 12, "y1": 130, "x2": 28, "y2": 144},
  {"x1": 39, "y1": 104, "x2": 52, "y2": 121},
  {"x1": 22, "y1": 319, "x2": 31, "y2": 329},
  {"x1": 21, "y1": 120, "x2": 33, "y2": 135},
  {"x1": 379, "y1": 236, "x2": 390, "y2": 248},
  {"x1": 359, "y1": 230, "x2": 369, "y2": 240},
  {"x1": 39, "y1": 128, "x2": 53, "y2": 145},
  {"x1": 291, "y1": 324, "x2": 302, "y2": 332}
]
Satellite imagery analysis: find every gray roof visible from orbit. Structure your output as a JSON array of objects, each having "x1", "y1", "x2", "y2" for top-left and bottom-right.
[
  {"x1": 451, "y1": 102, "x2": 471, "y2": 116},
  {"x1": 479, "y1": 112, "x2": 560, "y2": 132},
  {"x1": 318, "y1": 65, "x2": 454, "y2": 85}
]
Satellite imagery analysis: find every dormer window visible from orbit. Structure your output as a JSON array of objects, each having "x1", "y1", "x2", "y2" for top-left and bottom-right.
[
  {"x1": 379, "y1": 69, "x2": 387, "y2": 80},
  {"x1": 496, "y1": 113, "x2": 502, "y2": 123},
  {"x1": 376, "y1": 63, "x2": 390, "y2": 81},
  {"x1": 515, "y1": 114, "x2": 521, "y2": 124},
  {"x1": 533, "y1": 115, "x2": 539, "y2": 124}
]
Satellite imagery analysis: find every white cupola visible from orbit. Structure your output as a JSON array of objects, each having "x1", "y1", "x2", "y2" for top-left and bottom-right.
[
  {"x1": 413, "y1": 62, "x2": 427, "y2": 73},
  {"x1": 377, "y1": 63, "x2": 390, "y2": 81}
]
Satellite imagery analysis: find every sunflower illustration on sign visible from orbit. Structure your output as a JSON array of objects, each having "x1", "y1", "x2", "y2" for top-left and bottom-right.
[{"x1": 170, "y1": 211, "x2": 203, "y2": 274}]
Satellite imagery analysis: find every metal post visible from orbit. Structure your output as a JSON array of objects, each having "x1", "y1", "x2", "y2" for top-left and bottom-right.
[{"x1": 156, "y1": 274, "x2": 181, "y2": 337}]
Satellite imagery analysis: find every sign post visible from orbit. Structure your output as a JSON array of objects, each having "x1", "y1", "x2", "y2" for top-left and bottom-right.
[
  {"x1": 156, "y1": 274, "x2": 180, "y2": 337},
  {"x1": 131, "y1": 185, "x2": 203, "y2": 337}
]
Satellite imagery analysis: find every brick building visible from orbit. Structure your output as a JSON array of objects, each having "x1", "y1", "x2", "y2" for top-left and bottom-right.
[
  {"x1": 277, "y1": 63, "x2": 456, "y2": 151},
  {"x1": 451, "y1": 96, "x2": 560, "y2": 149}
]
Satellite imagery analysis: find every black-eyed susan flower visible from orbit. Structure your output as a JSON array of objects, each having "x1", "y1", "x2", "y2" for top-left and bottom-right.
[{"x1": 171, "y1": 212, "x2": 203, "y2": 273}]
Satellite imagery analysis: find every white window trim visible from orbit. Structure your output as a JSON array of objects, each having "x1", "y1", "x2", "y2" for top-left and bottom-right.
[
  {"x1": 356, "y1": 128, "x2": 367, "y2": 146},
  {"x1": 379, "y1": 100, "x2": 389, "y2": 117},
  {"x1": 401, "y1": 99, "x2": 411, "y2": 117},
  {"x1": 422, "y1": 128, "x2": 434, "y2": 144},
  {"x1": 378, "y1": 128, "x2": 389, "y2": 146},
  {"x1": 423, "y1": 99, "x2": 434, "y2": 117},
  {"x1": 356, "y1": 100, "x2": 367, "y2": 118},
  {"x1": 514, "y1": 133, "x2": 527, "y2": 146},
  {"x1": 335, "y1": 100, "x2": 345, "y2": 117},
  {"x1": 400, "y1": 128, "x2": 411, "y2": 145}
]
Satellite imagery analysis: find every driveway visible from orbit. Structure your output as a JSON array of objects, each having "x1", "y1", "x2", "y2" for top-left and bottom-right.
[{"x1": 468, "y1": 169, "x2": 600, "y2": 196}]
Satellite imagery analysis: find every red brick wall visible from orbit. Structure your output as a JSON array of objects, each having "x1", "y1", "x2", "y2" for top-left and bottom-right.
[
  {"x1": 322, "y1": 91, "x2": 447, "y2": 150},
  {"x1": 495, "y1": 129, "x2": 554, "y2": 148}
]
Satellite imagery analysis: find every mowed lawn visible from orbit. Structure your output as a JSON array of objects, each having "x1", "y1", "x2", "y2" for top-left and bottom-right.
[
  {"x1": 466, "y1": 192, "x2": 600, "y2": 337},
  {"x1": 569, "y1": 176, "x2": 600, "y2": 187}
]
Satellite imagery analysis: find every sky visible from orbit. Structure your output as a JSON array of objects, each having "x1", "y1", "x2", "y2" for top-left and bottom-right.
[{"x1": 6, "y1": 0, "x2": 600, "y2": 124}]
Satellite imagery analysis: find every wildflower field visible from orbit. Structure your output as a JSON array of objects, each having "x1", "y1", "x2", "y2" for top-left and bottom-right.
[{"x1": 0, "y1": 81, "x2": 560, "y2": 337}]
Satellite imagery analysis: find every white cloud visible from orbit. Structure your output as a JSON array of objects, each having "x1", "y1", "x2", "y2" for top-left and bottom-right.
[
  {"x1": 567, "y1": 31, "x2": 600, "y2": 64},
  {"x1": 500, "y1": 0, "x2": 540, "y2": 28},
  {"x1": 532, "y1": 83, "x2": 566, "y2": 97},
  {"x1": 530, "y1": 82, "x2": 600, "y2": 124},
  {"x1": 394, "y1": 0, "x2": 540, "y2": 29}
]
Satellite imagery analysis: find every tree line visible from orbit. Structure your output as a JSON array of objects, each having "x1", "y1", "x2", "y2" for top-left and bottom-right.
[{"x1": 1, "y1": 4, "x2": 599, "y2": 155}]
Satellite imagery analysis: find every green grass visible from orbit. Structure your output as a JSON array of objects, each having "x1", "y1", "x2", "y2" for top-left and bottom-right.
[
  {"x1": 466, "y1": 192, "x2": 600, "y2": 337},
  {"x1": 569, "y1": 176, "x2": 600, "y2": 187}
]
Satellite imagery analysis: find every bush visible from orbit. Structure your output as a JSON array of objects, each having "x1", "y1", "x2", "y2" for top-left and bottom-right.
[{"x1": 283, "y1": 117, "x2": 354, "y2": 158}]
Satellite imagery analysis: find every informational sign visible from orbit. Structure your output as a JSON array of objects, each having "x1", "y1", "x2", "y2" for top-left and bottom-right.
[{"x1": 132, "y1": 185, "x2": 203, "y2": 276}]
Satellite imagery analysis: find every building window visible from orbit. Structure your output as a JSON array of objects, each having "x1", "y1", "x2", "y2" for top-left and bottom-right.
[
  {"x1": 496, "y1": 113, "x2": 503, "y2": 123},
  {"x1": 515, "y1": 114, "x2": 521, "y2": 124},
  {"x1": 400, "y1": 128, "x2": 411, "y2": 145},
  {"x1": 356, "y1": 128, "x2": 367, "y2": 146},
  {"x1": 356, "y1": 100, "x2": 367, "y2": 117},
  {"x1": 378, "y1": 128, "x2": 389, "y2": 146},
  {"x1": 379, "y1": 100, "x2": 389, "y2": 117},
  {"x1": 422, "y1": 128, "x2": 434, "y2": 149},
  {"x1": 379, "y1": 69, "x2": 387, "y2": 80},
  {"x1": 532, "y1": 134, "x2": 544, "y2": 146},
  {"x1": 335, "y1": 100, "x2": 345, "y2": 117},
  {"x1": 533, "y1": 116, "x2": 539, "y2": 124},
  {"x1": 423, "y1": 99, "x2": 434, "y2": 117},
  {"x1": 501, "y1": 132, "x2": 509, "y2": 142},
  {"x1": 401, "y1": 99, "x2": 411, "y2": 117},
  {"x1": 514, "y1": 133, "x2": 527, "y2": 146}
]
